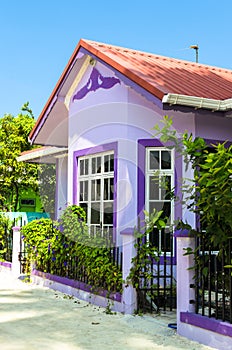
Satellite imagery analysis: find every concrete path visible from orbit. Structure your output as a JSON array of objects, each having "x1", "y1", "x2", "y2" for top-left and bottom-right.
[{"x1": 0, "y1": 268, "x2": 213, "y2": 350}]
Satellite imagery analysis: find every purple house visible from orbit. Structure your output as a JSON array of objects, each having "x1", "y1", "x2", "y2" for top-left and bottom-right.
[{"x1": 18, "y1": 39, "x2": 232, "y2": 348}]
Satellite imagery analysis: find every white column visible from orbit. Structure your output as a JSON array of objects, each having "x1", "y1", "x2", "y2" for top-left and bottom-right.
[
  {"x1": 176, "y1": 232, "x2": 196, "y2": 330},
  {"x1": 12, "y1": 226, "x2": 21, "y2": 277},
  {"x1": 120, "y1": 228, "x2": 137, "y2": 314}
]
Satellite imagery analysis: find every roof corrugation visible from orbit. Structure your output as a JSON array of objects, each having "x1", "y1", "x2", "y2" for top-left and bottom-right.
[{"x1": 81, "y1": 39, "x2": 232, "y2": 100}]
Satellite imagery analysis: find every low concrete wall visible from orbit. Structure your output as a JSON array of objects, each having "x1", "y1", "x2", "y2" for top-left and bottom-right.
[
  {"x1": 0, "y1": 261, "x2": 12, "y2": 269},
  {"x1": 31, "y1": 269, "x2": 124, "y2": 313},
  {"x1": 0, "y1": 261, "x2": 12, "y2": 271},
  {"x1": 179, "y1": 313, "x2": 232, "y2": 350}
]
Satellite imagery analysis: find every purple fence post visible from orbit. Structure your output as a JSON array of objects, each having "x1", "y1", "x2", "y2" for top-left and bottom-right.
[
  {"x1": 12, "y1": 226, "x2": 21, "y2": 276},
  {"x1": 120, "y1": 228, "x2": 137, "y2": 314},
  {"x1": 175, "y1": 229, "x2": 196, "y2": 332}
]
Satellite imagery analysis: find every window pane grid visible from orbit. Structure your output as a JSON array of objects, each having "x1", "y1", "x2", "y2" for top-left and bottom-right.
[
  {"x1": 78, "y1": 151, "x2": 114, "y2": 241},
  {"x1": 146, "y1": 147, "x2": 174, "y2": 254}
]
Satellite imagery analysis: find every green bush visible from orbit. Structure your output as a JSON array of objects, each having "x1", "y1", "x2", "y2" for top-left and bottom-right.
[{"x1": 21, "y1": 206, "x2": 123, "y2": 293}]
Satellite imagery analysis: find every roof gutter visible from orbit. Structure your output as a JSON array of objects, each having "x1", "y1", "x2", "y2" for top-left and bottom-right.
[{"x1": 162, "y1": 93, "x2": 232, "y2": 112}]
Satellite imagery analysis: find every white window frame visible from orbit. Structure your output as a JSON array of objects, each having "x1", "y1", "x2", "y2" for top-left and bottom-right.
[
  {"x1": 78, "y1": 151, "x2": 114, "y2": 240},
  {"x1": 145, "y1": 147, "x2": 175, "y2": 254}
]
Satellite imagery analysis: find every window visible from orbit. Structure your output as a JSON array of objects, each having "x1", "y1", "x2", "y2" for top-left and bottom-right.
[
  {"x1": 20, "y1": 199, "x2": 36, "y2": 207},
  {"x1": 78, "y1": 151, "x2": 114, "y2": 241},
  {"x1": 146, "y1": 148, "x2": 174, "y2": 253}
]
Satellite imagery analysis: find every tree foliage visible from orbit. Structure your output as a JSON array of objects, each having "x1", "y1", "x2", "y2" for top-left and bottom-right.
[
  {"x1": 0, "y1": 104, "x2": 56, "y2": 215},
  {"x1": 0, "y1": 110, "x2": 38, "y2": 211}
]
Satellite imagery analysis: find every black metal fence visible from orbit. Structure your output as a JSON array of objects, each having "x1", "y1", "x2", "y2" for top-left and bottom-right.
[
  {"x1": 34, "y1": 245, "x2": 122, "y2": 293},
  {"x1": 137, "y1": 230, "x2": 176, "y2": 313},
  {"x1": 194, "y1": 238, "x2": 232, "y2": 323}
]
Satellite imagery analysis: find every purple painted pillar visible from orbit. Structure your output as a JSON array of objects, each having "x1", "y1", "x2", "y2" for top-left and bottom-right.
[
  {"x1": 175, "y1": 230, "x2": 196, "y2": 331},
  {"x1": 12, "y1": 226, "x2": 21, "y2": 276},
  {"x1": 120, "y1": 228, "x2": 137, "y2": 314}
]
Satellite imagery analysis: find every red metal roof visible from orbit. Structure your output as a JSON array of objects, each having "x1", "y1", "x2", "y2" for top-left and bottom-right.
[
  {"x1": 29, "y1": 39, "x2": 232, "y2": 142},
  {"x1": 81, "y1": 39, "x2": 232, "y2": 100}
]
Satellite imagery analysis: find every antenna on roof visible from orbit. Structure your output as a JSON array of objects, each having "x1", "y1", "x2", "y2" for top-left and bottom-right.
[{"x1": 190, "y1": 45, "x2": 199, "y2": 63}]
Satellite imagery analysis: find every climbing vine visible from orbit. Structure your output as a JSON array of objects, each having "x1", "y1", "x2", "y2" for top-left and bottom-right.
[
  {"x1": 154, "y1": 115, "x2": 232, "y2": 252},
  {"x1": 127, "y1": 209, "x2": 166, "y2": 290}
]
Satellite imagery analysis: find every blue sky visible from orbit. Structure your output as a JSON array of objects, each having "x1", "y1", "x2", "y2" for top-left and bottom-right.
[{"x1": 0, "y1": 0, "x2": 231, "y2": 119}]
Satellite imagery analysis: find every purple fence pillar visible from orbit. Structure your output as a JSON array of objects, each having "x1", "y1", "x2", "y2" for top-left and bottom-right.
[
  {"x1": 12, "y1": 226, "x2": 21, "y2": 276},
  {"x1": 175, "y1": 230, "x2": 196, "y2": 331},
  {"x1": 120, "y1": 228, "x2": 137, "y2": 314}
]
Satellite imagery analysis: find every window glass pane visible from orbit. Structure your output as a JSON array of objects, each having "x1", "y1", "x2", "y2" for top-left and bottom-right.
[
  {"x1": 104, "y1": 154, "x2": 114, "y2": 173},
  {"x1": 149, "y1": 201, "x2": 163, "y2": 214},
  {"x1": 92, "y1": 157, "x2": 102, "y2": 174},
  {"x1": 149, "y1": 227, "x2": 159, "y2": 248},
  {"x1": 110, "y1": 154, "x2": 114, "y2": 172},
  {"x1": 161, "y1": 151, "x2": 171, "y2": 169},
  {"x1": 91, "y1": 180, "x2": 100, "y2": 201},
  {"x1": 80, "y1": 159, "x2": 84, "y2": 176},
  {"x1": 162, "y1": 202, "x2": 171, "y2": 222},
  {"x1": 104, "y1": 178, "x2": 109, "y2": 200},
  {"x1": 97, "y1": 157, "x2": 101, "y2": 173},
  {"x1": 103, "y1": 202, "x2": 113, "y2": 225},
  {"x1": 91, "y1": 158, "x2": 96, "y2": 174},
  {"x1": 161, "y1": 175, "x2": 171, "y2": 200},
  {"x1": 80, "y1": 181, "x2": 88, "y2": 201},
  {"x1": 150, "y1": 151, "x2": 159, "y2": 170},
  {"x1": 104, "y1": 155, "x2": 109, "y2": 172},
  {"x1": 104, "y1": 178, "x2": 114, "y2": 200},
  {"x1": 84, "y1": 181, "x2": 88, "y2": 201},
  {"x1": 149, "y1": 201, "x2": 171, "y2": 221},
  {"x1": 110, "y1": 178, "x2": 114, "y2": 200},
  {"x1": 96, "y1": 179, "x2": 101, "y2": 200},
  {"x1": 91, "y1": 202, "x2": 100, "y2": 224},
  {"x1": 79, "y1": 181, "x2": 83, "y2": 201},
  {"x1": 149, "y1": 177, "x2": 159, "y2": 200},
  {"x1": 91, "y1": 180, "x2": 96, "y2": 201},
  {"x1": 161, "y1": 228, "x2": 171, "y2": 252}
]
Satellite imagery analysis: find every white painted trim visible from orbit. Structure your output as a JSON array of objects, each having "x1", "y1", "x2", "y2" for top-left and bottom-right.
[
  {"x1": 64, "y1": 55, "x2": 92, "y2": 109},
  {"x1": 162, "y1": 93, "x2": 232, "y2": 111}
]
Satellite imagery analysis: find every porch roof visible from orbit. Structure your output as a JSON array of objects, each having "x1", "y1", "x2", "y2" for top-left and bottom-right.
[
  {"x1": 17, "y1": 146, "x2": 68, "y2": 164},
  {"x1": 29, "y1": 39, "x2": 232, "y2": 146}
]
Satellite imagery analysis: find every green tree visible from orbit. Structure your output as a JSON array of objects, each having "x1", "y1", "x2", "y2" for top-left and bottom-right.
[{"x1": 0, "y1": 107, "x2": 38, "y2": 211}]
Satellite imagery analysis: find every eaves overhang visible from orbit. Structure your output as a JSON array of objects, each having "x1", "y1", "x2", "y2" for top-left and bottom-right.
[
  {"x1": 17, "y1": 146, "x2": 68, "y2": 164},
  {"x1": 162, "y1": 93, "x2": 232, "y2": 112}
]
